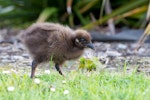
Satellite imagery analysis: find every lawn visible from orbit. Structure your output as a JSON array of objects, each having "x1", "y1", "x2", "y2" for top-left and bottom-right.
[{"x1": 0, "y1": 69, "x2": 150, "y2": 100}]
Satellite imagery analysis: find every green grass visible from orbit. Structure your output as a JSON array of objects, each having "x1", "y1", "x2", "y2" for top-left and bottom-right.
[{"x1": 0, "y1": 70, "x2": 150, "y2": 100}]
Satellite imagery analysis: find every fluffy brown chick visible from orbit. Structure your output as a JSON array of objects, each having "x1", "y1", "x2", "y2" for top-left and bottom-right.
[{"x1": 22, "y1": 23, "x2": 94, "y2": 78}]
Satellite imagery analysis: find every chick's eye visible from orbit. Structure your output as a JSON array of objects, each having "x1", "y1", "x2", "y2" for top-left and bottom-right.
[
  {"x1": 80, "y1": 38, "x2": 85, "y2": 41},
  {"x1": 80, "y1": 38, "x2": 87, "y2": 43}
]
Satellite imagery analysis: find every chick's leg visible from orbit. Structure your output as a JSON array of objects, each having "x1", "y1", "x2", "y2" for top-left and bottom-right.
[
  {"x1": 55, "y1": 63, "x2": 63, "y2": 76},
  {"x1": 30, "y1": 60, "x2": 38, "y2": 78}
]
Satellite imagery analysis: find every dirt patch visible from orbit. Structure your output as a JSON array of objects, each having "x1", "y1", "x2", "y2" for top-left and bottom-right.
[{"x1": 0, "y1": 41, "x2": 150, "y2": 75}]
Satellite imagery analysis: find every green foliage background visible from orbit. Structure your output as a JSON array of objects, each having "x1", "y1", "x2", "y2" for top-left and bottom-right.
[{"x1": 0, "y1": 0, "x2": 149, "y2": 29}]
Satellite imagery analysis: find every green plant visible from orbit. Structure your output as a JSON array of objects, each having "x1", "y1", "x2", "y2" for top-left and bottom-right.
[{"x1": 78, "y1": 57, "x2": 101, "y2": 71}]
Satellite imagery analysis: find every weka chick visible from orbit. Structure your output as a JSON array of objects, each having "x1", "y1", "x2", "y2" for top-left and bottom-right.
[{"x1": 22, "y1": 23, "x2": 94, "y2": 78}]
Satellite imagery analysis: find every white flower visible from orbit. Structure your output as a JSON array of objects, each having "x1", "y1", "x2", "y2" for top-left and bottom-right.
[
  {"x1": 7, "y1": 86, "x2": 15, "y2": 92},
  {"x1": 62, "y1": 80, "x2": 66, "y2": 84},
  {"x1": 64, "y1": 90, "x2": 69, "y2": 95},
  {"x1": 34, "y1": 78, "x2": 40, "y2": 84},
  {"x1": 44, "y1": 70, "x2": 50, "y2": 74},
  {"x1": 50, "y1": 87, "x2": 56, "y2": 92},
  {"x1": 2, "y1": 70, "x2": 10, "y2": 74}
]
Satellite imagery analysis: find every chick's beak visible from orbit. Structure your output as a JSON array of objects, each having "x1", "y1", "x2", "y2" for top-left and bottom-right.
[{"x1": 87, "y1": 42, "x2": 95, "y2": 50}]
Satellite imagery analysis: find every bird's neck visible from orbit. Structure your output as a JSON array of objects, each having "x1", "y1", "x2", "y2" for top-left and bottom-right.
[{"x1": 65, "y1": 47, "x2": 84, "y2": 60}]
